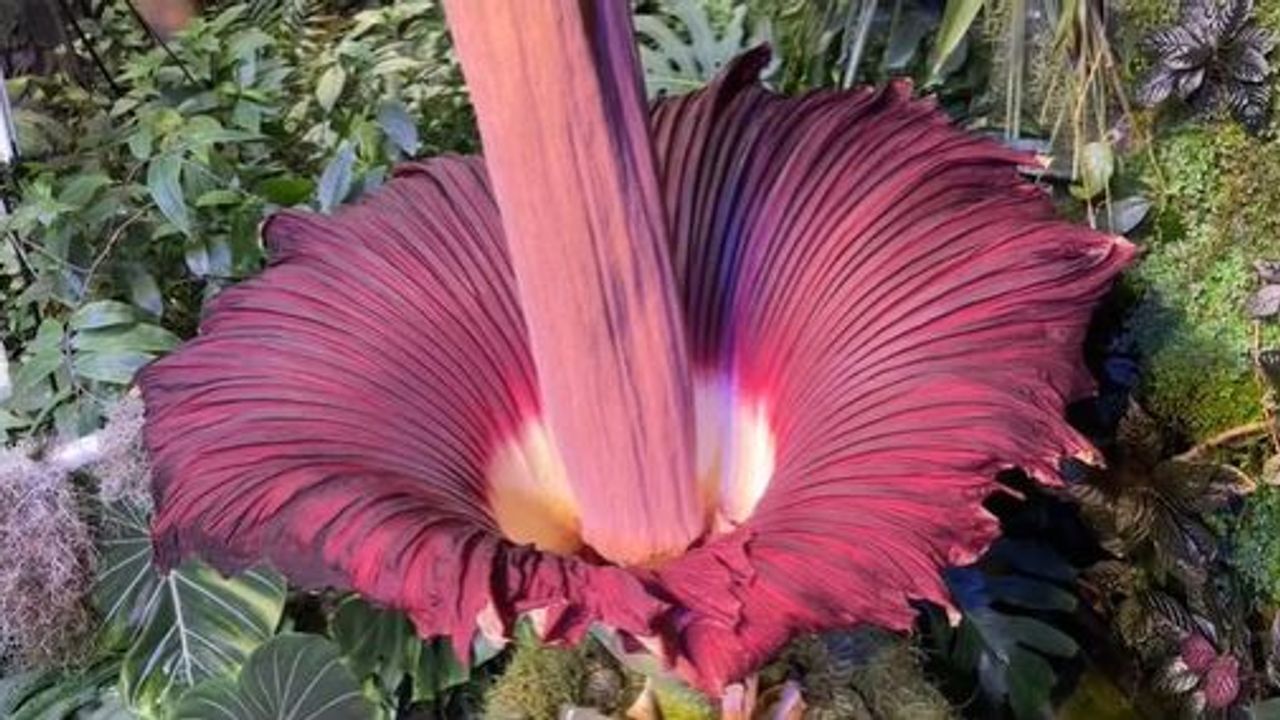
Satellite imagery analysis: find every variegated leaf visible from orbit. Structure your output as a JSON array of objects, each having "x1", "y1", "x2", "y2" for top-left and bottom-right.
[{"x1": 94, "y1": 502, "x2": 287, "y2": 712}]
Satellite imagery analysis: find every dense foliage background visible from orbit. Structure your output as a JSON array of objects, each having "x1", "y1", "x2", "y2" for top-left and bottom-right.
[{"x1": 3, "y1": 0, "x2": 1280, "y2": 718}]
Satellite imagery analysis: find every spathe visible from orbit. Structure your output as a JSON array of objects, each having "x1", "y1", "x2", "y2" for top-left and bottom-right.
[{"x1": 139, "y1": 0, "x2": 1132, "y2": 694}]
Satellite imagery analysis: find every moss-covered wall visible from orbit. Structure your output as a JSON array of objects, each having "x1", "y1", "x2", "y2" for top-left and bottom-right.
[{"x1": 1113, "y1": 0, "x2": 1280, "y2": 441}]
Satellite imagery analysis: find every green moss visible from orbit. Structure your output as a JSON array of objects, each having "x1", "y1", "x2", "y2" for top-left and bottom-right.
[
  {"x1": 1112, "y1": 2, "x2": 1280, "y2": 441},
  {"x1": 484, "y1": 639, "x2": 586, "y2": 720},
  {"x1": 1232, "y1": 486, "x2": 1280, "y2": 603},
  {"x1": 650, "y1": 680, "x2": 717, "y2": 720},
  {"x1": 778, "y1": 631, "x2": 954, "y2": 720}
]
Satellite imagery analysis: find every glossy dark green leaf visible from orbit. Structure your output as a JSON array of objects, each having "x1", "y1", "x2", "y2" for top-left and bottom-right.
[
  {"x1": 985, "y1": 576, "x2": 1078, "y2": 612},
  {"x1": 942, "y1": 543, "x2": 1080, "y2": 720}
]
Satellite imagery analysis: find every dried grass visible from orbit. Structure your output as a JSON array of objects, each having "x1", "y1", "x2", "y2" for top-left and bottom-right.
[
  {"x1": 0, "y1": 443, "x2": 95, "y2": 670},
  {"x1": 89, "y1": 393, "x2": 151, "y2": 508}
]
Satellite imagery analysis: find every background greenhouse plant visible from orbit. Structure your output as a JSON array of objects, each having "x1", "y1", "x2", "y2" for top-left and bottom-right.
[{"x1": 5, "y1": 1, "x2": 1280, "y2": 719}]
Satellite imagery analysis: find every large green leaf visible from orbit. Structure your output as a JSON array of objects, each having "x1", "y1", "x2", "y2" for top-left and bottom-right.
[
  {"x1": 331, "y1": 596, "x2": 476, "y2": 704},
  {"x1": 171, "y1": 634, "x2": 373, "y2": 720},
  {"x1": 0, "y1": 656, "x2": 123, "y2": 720},
  {"x1": 937, "y1": 541, "x2": 1080, "y2": 720},
  {"x1": 95, "y1": 502, "x2": 287, "y2": 713},
  {"x1": 634, "y1": 0, "x2": 770, "y2": 98}
]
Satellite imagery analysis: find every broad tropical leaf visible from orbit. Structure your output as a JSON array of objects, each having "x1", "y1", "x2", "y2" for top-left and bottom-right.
[
  {"x1": 332, "y1": 596, "x2": 495, "y2": 703},
  {"x1": 95, "y1": 502, "x2": 287, "y2": 712},
  {"x1": 0, "y1": 657, "x2": 123, "y2": 720},
  {"x1": 634, "y1": 0, "x2": 771, "y2": 97},
  {"x1": 937, "y1": 541, "x2": 1079, "y2": 720},
  {"x1": 171, "y1": 633, "x2": 373, "y2": 720}
]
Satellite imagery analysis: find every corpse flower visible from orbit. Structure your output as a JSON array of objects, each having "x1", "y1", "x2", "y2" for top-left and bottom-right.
[{"x1": 138, "y1": 0, "x2": 1133, "y2": 695}]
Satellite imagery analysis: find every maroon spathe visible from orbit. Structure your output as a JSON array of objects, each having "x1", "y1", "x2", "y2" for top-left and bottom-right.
[{"x1": 139, "y1": 1, "x2": 1133, "y2": 695}]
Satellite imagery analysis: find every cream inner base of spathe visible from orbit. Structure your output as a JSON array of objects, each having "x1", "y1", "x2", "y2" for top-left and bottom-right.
[{"x1": 486, "y1": 375, "x2": 777, "y2": 558}]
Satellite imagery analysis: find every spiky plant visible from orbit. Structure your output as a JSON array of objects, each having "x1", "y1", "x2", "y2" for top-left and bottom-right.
[{"x1": 1137, "y1": 0, "x2": 1275, "y2": 133}]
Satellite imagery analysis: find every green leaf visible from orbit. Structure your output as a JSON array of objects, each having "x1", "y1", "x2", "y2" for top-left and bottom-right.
[
  {"x1": 1, "y1": 656, "x2": 123, "y2": 720},
  {"x1": 928, "y1": 0, "x2": 983, "y2": 82},
  {"x1": 985, "y1": 576, "x2": 1078, "y2": 612},
  {"x1": 74, "y1": 324, "x2": 181, "y2": 354},
  {"x1": 195, "y1": 189, "x2": 242, "y2": 208},
  {"x1": 148, "y1": 154, "x2": 192, "y2": 236},
  {"x1": 316, "y1": 65, "x2": 348, "y2": 114},
  {"x1": 1075, "y1": 141, "x2": 1115, "y2": 200},
  {"x1": 94, "y1": 503, "x2": 287, "y2": 714},
  {"x1": 70, "y1": 300, "x2": 139, "y2": 331},
  {"x1": 634, "y1": 0, "x2": 771, "y2": 98},
  {"x1": 332, "y1": 596, "x2": 471, "y2": 703},
  {"x1": 8, "y1": 319, "x2": 65, "y2": 412},
  {"x1": 73, "y1": 350, "x2": 154, "y2": 385},
  {"x1": 185, "y1": 241, "x2": 211, "y2": 277},
  {"x1": 316, "y1": 142, "x2": 356, "y2": 213},
  {"x1": 1101, "y1": 196, "x2": 1152, "y2": 235},
  {"x1": 172, "y1": 634, "x2": 374, "y2": 720},
  {"x1": 127, "y1": 127, "x2": 154, "y2": 161},
  {"x1": 377, "y1": 100, "x2": 420, "y2": 156},
  {"x1": 883, "y1": 2, "x2": 940, "y2": 70},
  {"x1": 943, "y1": 556, "x2": 1079, "y2": 720},
  {"x1": 257, "y1": 176, "x2": 315, "y2": 206},
  {"x1": 127, "y1": 266, "x2": 164, "y2": 318},
  {"x1": 58, "y1": 173, "x2": 112, "y2": 206},
  {"x1": 176, "y1": 127, "x2": 261, "y2": 153}
]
